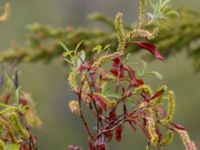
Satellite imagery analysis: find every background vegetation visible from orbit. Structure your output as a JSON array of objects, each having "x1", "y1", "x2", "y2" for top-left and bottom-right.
[{"x1": 0, "y1": 0, "x2": 199, "y2": 149}]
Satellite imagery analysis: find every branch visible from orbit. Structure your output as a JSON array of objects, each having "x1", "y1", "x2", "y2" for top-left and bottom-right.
[{"x1": 0, "y1": 9, "x2": 200, "y2": 70}]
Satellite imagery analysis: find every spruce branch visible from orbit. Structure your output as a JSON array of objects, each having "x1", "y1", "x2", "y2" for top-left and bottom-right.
[{"x1": 0, "y1": 9, "x2": 199, "y2": 70}]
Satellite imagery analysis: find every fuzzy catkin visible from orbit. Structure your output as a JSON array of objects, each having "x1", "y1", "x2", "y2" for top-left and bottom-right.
[
  {"x1": 8, "y1": 113, "x2": 30, "y2": 139},
  {"x1": 115, "y1": 13, "x2": 126, "y2": 53},
  {"x1": 176, "y1": 129, "x2": 196, "y2": 150}
]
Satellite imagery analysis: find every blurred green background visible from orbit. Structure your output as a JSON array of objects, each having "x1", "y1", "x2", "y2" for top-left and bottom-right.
[{"x1": 0, "y1": 0, "x2": 199, "y2": 149}]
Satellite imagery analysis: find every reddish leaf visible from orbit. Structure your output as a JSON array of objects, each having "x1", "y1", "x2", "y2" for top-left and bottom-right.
[
  {"x1": 142, "y1": 88, "x2": 164, "y2": 102},
  {"x1": 136, "y1": 79, "x2": 144, "y2": 86},
  {"x1": 172, "y1": 122, "x2": 185, "y2": 130},
  {"x1": 115, "y1": 125, "x2": 123, "y2": 141},
  {"x1": 141, "y1": 91, "x2": 150, "y2": 101},
  {"x1": 88, "y1": 139, "x2": 95, "y2": 150},
  {"x1": 79, "y1": 62, "x2": 91, "y2": 74},
  {"x1": 129, "y1": 120, "x2": 137, "y2": 131},
  {"x1": 143, "y1": 118, "x2": 147, "y2": 126},
  {"x1": 110, "y1": 56, "x2": 125, "y2": 78},
  {"x1": 94, "y1": 139, "x2": 106, "y2": 150},
  {"x1": 21, "y1": 145, "x2": 30, "y2": 150},
  {"x1": 105, "y1": 131, "x2": 113, "y2": 142},
  {"x1": 127, "y1": 113, "x2": 137, "y2": 131},
  {"x1": 88, "y1": 93, "x2": 106, "y2": 110},
  {"x1": 150, "y1": 88, "x2": 164, "y2": 100},
  {"x1": 109, "y1": 109, "x2": 116, "y2": 120},
  {"x1": 113, "y1": 56, "x2": 121, "y2": 64},
  {"x1": 135, "y1": 41, "x2": 164, "y2": 60},
  {"x1": 124, "y1": 65, "x2": 136, "y2": 80}
]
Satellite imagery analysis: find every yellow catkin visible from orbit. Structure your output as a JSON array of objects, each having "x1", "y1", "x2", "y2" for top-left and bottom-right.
[
  {"x1": 161, "y1": 90, "x2": 175, "y2": 124},
  {"x1": 93, "y1": 52, "x2": 121, "y2": 67},
  {"x1": 133, "y1": 84, "x2": 153, "y2": 96},
  {"x1": 101, "y1": 74, "x2": 116, "y2": 81},
  {"x1": 176, "y1": 129, "x2": 197, "y2": 150},
  {"x1": 0, "y1": 139, "x2": 5, "y2": 150},
  {"x1": 115, "y1": 13, "x2": 126, "y2": 53},
  {"x1": 147, "y1": 116, "x2": 158, "y2": 146},
  {"x1": 68, "y1": 69, "x2": 78, "y2": 90},
  {"x1": 138, "y1": 101, "x2": 148, "y2": 109},
  {"x1": 127, "y1": 28, "x2": 158, "y2": 40},
  {"x1": 81, "y1": 81, "x2": 90, "y2": 103},
  {"x1": 8, "y1": 113, "x2": 30, "y2": 139},
  {"x1": 159, "y1": 130, "x2": 174, "y2": 146},
  {"x1": 0, "y1": 116, "x2": 18, "y2": 143},
  {"x1": 0, "y1": 3, "x2": 10, "y2": 22},
  {"x1": 139, "y1": 0, "x2": 147, "y2": 26},
  {"x1": 24, "y1": 106, "x2": 42, "y2": 127},
  {"x1": 68, "y1": 100, "x2": 80, "y2": 114}
]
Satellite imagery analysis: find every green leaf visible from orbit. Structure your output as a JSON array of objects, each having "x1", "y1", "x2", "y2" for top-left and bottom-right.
[
  {"x1": 139, "y1": 59, "x2": 148, "y2": 76},
  {"x1": 103, "y1": 44, "x2": 111, "y2": 51},
  {"x1": 15, "y1": 87, "x2": 21, "y2": 104},
  {"x1": 149, "y1": 0, "x2": 156, "y2": 10},
  {"x1": 63, "y1": 51, "x2": 74, "y2": 57},
  {"x1": 77, "y1": 50, "x2": 85, "y2": 68},
  {"x1": 145, "y1": 71, "x2": 163, "y2": 80},
  {"x1": 6, "y1": 144, "x2": 20, "y2": 150},
  {"x1": 75, "y1": 41, "x2": 83, "y2": 54},
  {"x1": 101, "y1": 82, "x2": 121, "y2": 99},
  {"x1": 59, "y1": 42, "x2": 69, "y2": 52},
  {"x1": 101, "y1": 82, "x2": 109, "y2": 95},
  {"x1": 93, "y1": 45, "x2": 102, "y2": 54},
  {"x1": 79, "y1": 50, "x2": 85, "y2": 61},
  {"x1": 165, "y1": 10, "x2": 179, "y2": 18},
  {"x1": 126, "y1": 97, "x2": 136, "y2": 107},
  {"x1": 105, "y1": 93, "x2": 121, "y2": 99},
  {"x1": 63, "y1": 58, "x2": 73, "y2": 64}
]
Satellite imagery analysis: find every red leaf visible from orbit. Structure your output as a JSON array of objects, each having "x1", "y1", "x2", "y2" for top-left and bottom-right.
[
  {"x1": 142, "y1": 88, "x2": 164, "y2": 102},
  {"x1": 21, "y1": 145, "x2": 30, "y2": 150},
  {"x1": 150, "y1": 88, "x2": 164, "y2": 100},
  {"x1": 88, "y1": 139, "x2": 95, "y2": 150},
  {"x1": 127, "y1": 113, "x2": 137, "y2": 131},
  {"x1": 129, "y1": 120, "x2": 137, "y2": 131},
  {"x1": 124, "y1": 65, "x2": 137, "y2": 82},
  {"x1": 137, "y1": 79, "x2": 144, "y2": 86},
  {"x1": 105, "y1": 131, "x2": 113, "y2": 142},
  {"x1": 110, "y1": 56, "x2": 125, "y2": 78},
  {"x1": 172, "y1": 122, "x2": 185, "y2": 130},
  {"x1": 109, "y1": 109, "x2": 116, "y2": 120},
  {"x1": 115, "y1": 125, "x2": 123, "y2": 141},
  {"x1": 135, "y1": 41, "x2": 164, "y2": 60},
  {"x1": 94, "y1": 139, "x2": 106, "y2": 150},
  {"x1": 88, "y1": 94, "x2": 106, "y2": 110},
  {"x1": 143, "y1": 118, "x2": 147, "y2": 126},
  {"x1": 79, "y1": 62, "x2": 91, "y2": 74}
]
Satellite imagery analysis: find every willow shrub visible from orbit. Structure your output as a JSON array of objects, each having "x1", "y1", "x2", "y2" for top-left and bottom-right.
[{"x1": 0, "y1": 0, "x2": 197, "y2": 150}]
